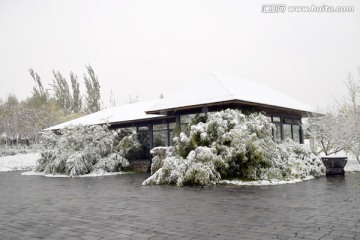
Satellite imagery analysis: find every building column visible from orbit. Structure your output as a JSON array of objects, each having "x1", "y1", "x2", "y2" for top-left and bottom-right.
[
  {"x1": 167, "y1": 123, "x2": 170, "y2": 146},
  {"x1": 176, "y1": 115, "x2": 181, "y2": 128},
  {"x1": 149, "y1": 124, "x2": 153, "y2": 150},
  {"x1": 299, "y1": 125, "x2": 304, "y2": 144},
  {"x1": 280, "y1": 116, "x2": 284, "y2": 141}
]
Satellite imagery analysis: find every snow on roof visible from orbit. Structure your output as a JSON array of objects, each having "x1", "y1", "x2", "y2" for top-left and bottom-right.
[
  {"x1": 147, "y1": 72, "x2": 315, "y2": 114},
  {"x1": 46, "y1": 73, "x2": 316, "y2": 131},
  {"x1": 45, "y1": 100, "x2": 164, "y2": 130}
]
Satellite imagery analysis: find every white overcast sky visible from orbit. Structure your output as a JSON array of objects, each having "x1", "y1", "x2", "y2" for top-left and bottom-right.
[{"x1": 0, "y1": 0, "x2": 359, "y2": 110}]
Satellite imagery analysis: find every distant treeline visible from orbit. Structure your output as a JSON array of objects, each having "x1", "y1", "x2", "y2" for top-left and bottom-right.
[{"x1": 0, "y1": 65, "x2": 102, "y2": 146}]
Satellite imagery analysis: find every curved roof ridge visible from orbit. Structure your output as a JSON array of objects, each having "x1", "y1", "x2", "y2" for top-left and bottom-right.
[
  {"x1": 210, "y1": 71, "x2": 236, "y2": 99},
  {"x1": 211, "y1": 72, "x2": 315, "y2": 113}
]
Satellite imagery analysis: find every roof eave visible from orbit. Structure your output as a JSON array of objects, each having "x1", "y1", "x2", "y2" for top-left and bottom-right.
[
  {"x1": 146, "y1": 99, "x2": 319, "y2": 117},
  {"x1": 44, "y1": 115, "x2": 170, "y2": 131}
]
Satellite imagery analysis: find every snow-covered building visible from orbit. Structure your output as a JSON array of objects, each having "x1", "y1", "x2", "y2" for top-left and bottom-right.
[{"x1": 47, "y1": 73, "x2": 316, "y2": 157}]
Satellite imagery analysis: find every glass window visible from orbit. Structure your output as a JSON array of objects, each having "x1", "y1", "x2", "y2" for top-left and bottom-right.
[
  {"x1": 169, "y1": 122, "x2": 176, "y2": 130},
  {"x1": 267, "y1": 124, "x2": 273, "y2": 136},
  {"x1": 274, "y1": 123, "x2": 281, "y2": 140},
  {"x1": 180, "y1": 124, "x2": 189, "y2": 133},
  {"x1": 266, "y1": 116, "x2": 272, "y2": 122},
  {"x1": 180, "y1": 114, "x2": 196, "y2": 124},
  {"x1": 133, "y1": 131, "x2": 150, "y2": 160},
  {"x1": 283, "y1": 118, "x2": 294, "y2": 124},
  {"x1": 283, "y1": 124, "x2": 292, "y2": 140},
  {"x1": 272, "y1": 116, "x2": 281, "y2": 122},
  {"x1": 153, "y1": 130, "x2": 168, "y2": 147},
  {"x1": 119, "y1": 127, "x2": 136, "y2": 133},
  {"x1": 138, "y1": 126, "x2": 149, "y2": 131},
  {"x1": 293, "y1": 119, "x2": 302, "y2": 125},
  {"x1": 293, "y1": 125, "x2": 300, "y2": 143},
  {"x1": 153, "y1": 123, "x2": 167, "y2": 131},
  {"x1": 169, "y1": 131, "x2": 174, "y2": 145}
]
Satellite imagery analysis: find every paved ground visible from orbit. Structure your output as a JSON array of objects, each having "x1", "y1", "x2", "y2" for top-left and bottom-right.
[{"x1": 0, "y1": 172, "x2": 359, "y2": 240}]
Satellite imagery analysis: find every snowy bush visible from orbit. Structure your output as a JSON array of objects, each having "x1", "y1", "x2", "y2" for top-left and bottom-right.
[
  {"x1": 35, "y1": 125, "x2": 132, "y2": 176},
  {"x1": 144, "y1": 156, "x2": 188, "y2": 186},
  {"x1": 93, "y1": 153, "x2": 129, "y2": 172},
  {"x1": 143, "y1": 109, "x2": 325, "y2": 187},
  {"x1": 44, "y1": 155, "x2": 67, "y2": 174},
  {"x1": 116, "y1": 134, "x2": 140, "y2": 159},
  {"x1": 34, "y1": 150, "x2": 56, "y2": 172},
  {"x1": 64, "y1": 152, "x2": 93, "y2": 177},
  {"x1": 150, "y1": 147, "x2": 172, "y2": 175},
  {"x1": 262, "y1": 139, "x2": 325, "y2": 179}
]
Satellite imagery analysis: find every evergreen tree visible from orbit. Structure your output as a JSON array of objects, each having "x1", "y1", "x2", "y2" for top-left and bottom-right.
[
  {"x1": 70, "y1": 72, "x2": 82, "y2": 113},
  {"x1": 29, "y1": 68, "x2": 48, "y2": 106},
  {"x1": 51, "y1": 70, "x2": 72, "y2": 112},
  {"x1": 84, "y1": 65, "x2": 101, "y2": 113}
]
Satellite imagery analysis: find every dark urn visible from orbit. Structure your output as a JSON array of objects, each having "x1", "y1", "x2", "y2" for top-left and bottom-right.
[{"x1": 321, "y1": 157, "x2": 348, "y2": 176}]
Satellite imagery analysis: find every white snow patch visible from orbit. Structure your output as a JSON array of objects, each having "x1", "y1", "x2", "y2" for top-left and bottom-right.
[
  {"x1": 21, "y1": 169, "x2": 128, "y2": 178},
  {"x1": 0, "y1": 152, "x2": 40, "y2": 172},
  {"x1": 345, "y1": 157, "x2": 360, "y2": 172},
  {"x1": 78, "y1": 169, "x2": 127, "y2": 177},
  {"x1": 44, "y1": 174, "x2": 69, "y2": 178},
  {"x1": 21, "y1": 170, "x2": 44, "y2": 176},
  {"x1": 220, "y1": 176, "x2": 315, "y2": 186}
]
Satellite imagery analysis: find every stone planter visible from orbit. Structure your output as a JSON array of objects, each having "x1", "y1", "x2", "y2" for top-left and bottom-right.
[{"x1": 321, "y1": 157, "x2": 348, "y2": 176}]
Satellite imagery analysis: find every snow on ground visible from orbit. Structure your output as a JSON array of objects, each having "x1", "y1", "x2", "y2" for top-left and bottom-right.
[
  {"x1": 345, "y1": 157, "x2": 360, "y2": 172},
  {"x1": 78, "y1": 169, "x2": 127, "y2": 177},
  {"x1": 20, "y1": 170, "x2": 44, "y2": 176},
  {"x1": 21, "y1": 169, "x2": 128, "y2": 177},
  {"x1": 221, "y1": 156, "x2": 360, "y2": 186},
  {"x1": 0, "y1": 152, "x2": 39, "y2": 171},
  {"x1": 219, "y1": 176, "x2": 315, "y2": 186},
  {"x1": 0, "y1": 153, "x2": 127, "y2": 177},
  {"x1": 2, "y1": 152, "x2": 360, "y2": 183}
]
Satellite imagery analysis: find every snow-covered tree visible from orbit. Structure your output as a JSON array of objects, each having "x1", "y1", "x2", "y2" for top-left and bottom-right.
[
  {"x1": 305, "y1": 113, "x2": 346, "y2": 156},
  {"x1": 29, "y1": 68, "x2": 49, "y2": 107},
  {"x1": 330, "y1": 69, "x2": 360, "y2": 163},
  {"x1": 84, "y1": 65, "x2": 101, "y2": 113},
  {"x1": 144, "y1": 109, "x2": 324, "y2": 187},
  {"x1": 0, "y1": 94, "x2": 20, "y2": 145},
  {"x1": 70, "y1": 72, "x2": 82, "y2": 113},
  {"x1": 34, "y1": 125, "x2": 143, "y2": 176},
  {"x1": 52, "y1": 70, "x2": 72, "y2": 113}
]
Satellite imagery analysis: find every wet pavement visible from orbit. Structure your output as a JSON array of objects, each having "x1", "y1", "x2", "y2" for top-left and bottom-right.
[{"x1": 0, "y1": 171, "x2": 359, "y2": 239}]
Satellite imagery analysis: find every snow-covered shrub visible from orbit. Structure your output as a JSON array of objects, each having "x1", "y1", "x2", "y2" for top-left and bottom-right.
[
  {"x1": 57, "y1": 125, "x2": 114, "y2": 157},
  {"x1": 143, "y1": 156, "x2": 188, "y2": 186},
  {"x1": 44, "y1": 155, "x2": 67, "y2": 174},
  {"x1": 150, "y1": 147, "x2": 172, "y2": 175},
  {"x1": 64, "y1": 152, "x2": 92, "y2": 177},
  {"x1": 40, "y1": 130, "x2": 58, "y2": 150},
  {"x1": 144, "y1": 109, "x2": 325, "y2": 187},
  {"x1": 35, "y1": 124, "x2": 131, "y2": 176},
  {"x1": 0, "y1": 147, "x2": 31, "y2": 157},
  {"x1": 93, "y1": 153, "x2": 129, "y2": 172},
  {"x1": 150, "y1": 155, "x2": 162, "y2": 175},
  {"x1": 262, "y1": 139, "x2": 325, "y2": 180},
  {"x1": 116, "y1": 134, "x2": 140, "y2": 160},
  {"x1": 113, "y1": 128, "x2": 135, "y2": 146},
  {"x1": 34, "y1": 150, "x2": 56, "y2": 172}
]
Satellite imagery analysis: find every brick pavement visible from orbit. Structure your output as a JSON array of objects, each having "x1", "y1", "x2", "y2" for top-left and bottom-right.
[{"x1": 0, "y1": 172, "x2": 359, "y2": 239}]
